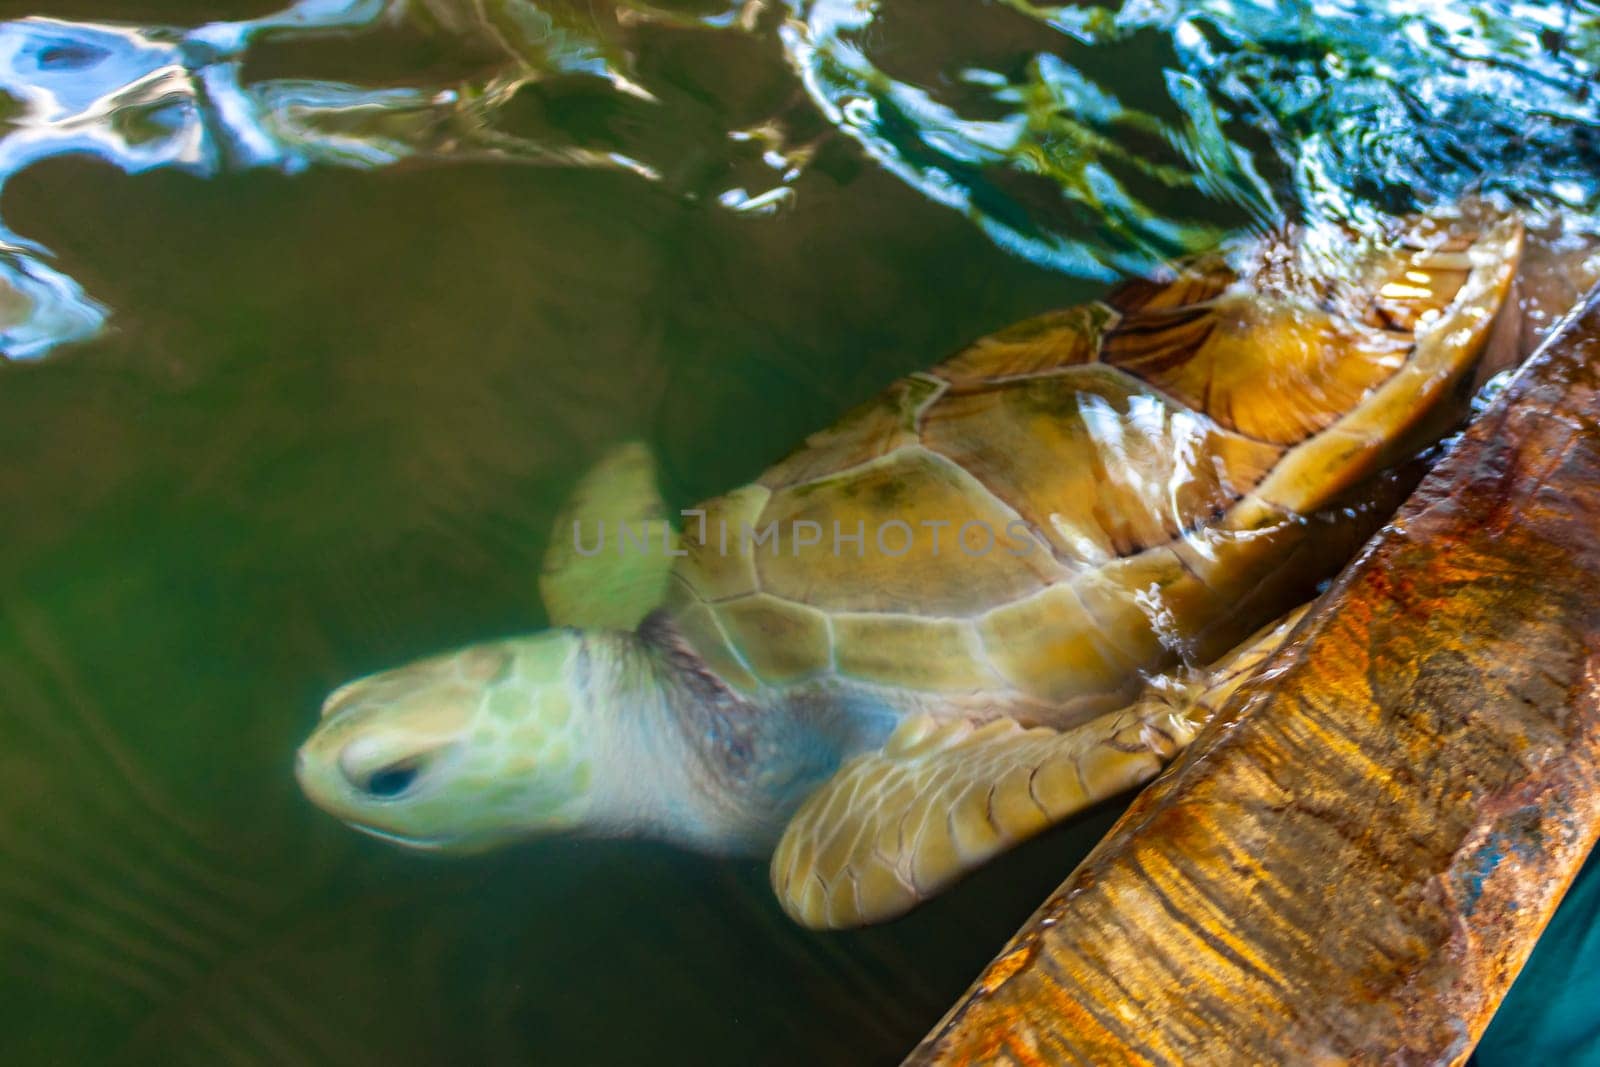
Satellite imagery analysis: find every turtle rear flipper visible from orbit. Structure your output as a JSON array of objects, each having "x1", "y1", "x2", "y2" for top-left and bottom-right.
[
  {"x1": 770, "y1": 607, "x2": 1308, "y2": 929},
  {"x1": 540, "y1": 440, "x2": 677, "y2": 630}
]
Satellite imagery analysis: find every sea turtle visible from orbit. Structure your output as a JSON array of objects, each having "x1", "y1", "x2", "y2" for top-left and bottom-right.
[{"x1": 295, "y1": 210, "x2": 1522, "y2": 929}]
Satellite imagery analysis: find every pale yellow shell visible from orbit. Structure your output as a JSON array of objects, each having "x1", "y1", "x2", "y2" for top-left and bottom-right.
[{"x1": 668, "y1": 216, "x2": 1523, "y2": 726}]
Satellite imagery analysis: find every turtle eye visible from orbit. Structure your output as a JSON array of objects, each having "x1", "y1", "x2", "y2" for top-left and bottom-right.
[{"x1": 351, "y1": 757, "x2": 426, "y2": 800}]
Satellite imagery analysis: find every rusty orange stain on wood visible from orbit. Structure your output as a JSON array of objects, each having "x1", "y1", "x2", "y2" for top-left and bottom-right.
[{"x1": 909, "y1": 292, "x2": 1600, "y2": 1066}]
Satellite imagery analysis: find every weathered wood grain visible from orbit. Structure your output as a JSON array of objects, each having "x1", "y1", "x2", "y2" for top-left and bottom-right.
[{"x1": 910, "y1": 290, "x2": 1600, "y2": 1066}]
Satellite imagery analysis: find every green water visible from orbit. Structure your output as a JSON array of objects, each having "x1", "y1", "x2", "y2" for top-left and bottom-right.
[
  {"x1": 0, "y1": 150, "x2": 1118, "y2": 1065},
  {"x1": 4, "y1": 1, "x2": 1600, "y2": 1063}
]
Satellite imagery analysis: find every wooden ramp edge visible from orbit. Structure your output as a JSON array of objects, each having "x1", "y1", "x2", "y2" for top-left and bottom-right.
[{"x1": 910, "y1": 291, "x2": 1600, "y2": 1066}]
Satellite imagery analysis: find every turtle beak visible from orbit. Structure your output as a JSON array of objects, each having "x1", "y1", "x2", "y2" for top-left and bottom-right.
[
  {"x1": 341, "y1": 821, "x2": 452, "y2": 851},
  {"x1": 293, "y1": 738, "x2": 338, "y2": 811}
]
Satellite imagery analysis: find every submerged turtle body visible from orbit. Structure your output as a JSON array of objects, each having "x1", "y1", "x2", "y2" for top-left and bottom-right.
[
  {"x1": 296, "y1": 211, "x2": 1524, "y2": 931},
  {"x1": 670, "y1": 216, "x2": 1521, "y2": 729}
]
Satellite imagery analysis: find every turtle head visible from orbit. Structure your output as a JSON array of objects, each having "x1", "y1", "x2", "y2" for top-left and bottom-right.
[{"x1": 296, "y1": 629, "x2": 649, "y2": 853}]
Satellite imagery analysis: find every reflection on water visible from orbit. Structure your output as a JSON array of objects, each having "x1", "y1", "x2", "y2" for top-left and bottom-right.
[
  {"x1": 0, "y1": 1, "x2": 672, "y2": 357},
  {"x1": 4, "y1": 0, "x2": 1599, "y2": 357},
  {"x1": 795, "y1": 0, "x2": 1600, "y2": 270},
  {"x1": 3, "y1": 0, "x2": 1600, "y2": 1064}
]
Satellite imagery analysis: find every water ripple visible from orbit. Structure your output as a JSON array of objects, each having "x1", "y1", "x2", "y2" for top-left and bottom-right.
[
  {"x1": 2, "y1": 0, "x2": 1598, "y2": 358},
  {"x1": 0, "y1": 1, "x2": 694, "y2": 360}
]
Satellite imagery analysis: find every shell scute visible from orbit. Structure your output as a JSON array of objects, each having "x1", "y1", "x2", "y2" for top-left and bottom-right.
[
  {"x1": 666, "y1": 214, "x2": 1522, "y2": 708},
  {"x1": 832, "y1": 614, "x2": 1003, "y2": 693},
  {"x1": 711, "y1": 594, "x2": 833, "y2": 685},
  {"x1": 921, "y1": 367, "x2": 1284, "y2": 569},
  {"x1": 1104, "y1": 298, "x2": 1414, "y2": 445},
  {"x1": 1105, "y1": 258, "x2": 1234, "y2": 313},
  {"x1": 975, "y1": 583, "x2": 1137, "y2": 715},
  {"x1": 932, "y1": 304, "x2": 1112, "y2": 387},
  {"x1": 753, "y1": 446, "x2": 1063, "y2": 616},
  {"x1": 665, "y1": 586, "x2": 763, "y2": 694},
  {"x1": 1068, "y1": 546, "x2": 1214, "y2": 675},
  {"x1": 675, "y1": 484, "x2": 768, "y2": 602},
  {"x1": 759, "y1": 375, "x2": 942, "y2": 491}
]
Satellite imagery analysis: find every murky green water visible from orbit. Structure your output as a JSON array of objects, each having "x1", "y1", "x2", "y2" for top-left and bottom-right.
[{"x1": 4, "y1": 1, "x2": 1600, "y2": 1063}]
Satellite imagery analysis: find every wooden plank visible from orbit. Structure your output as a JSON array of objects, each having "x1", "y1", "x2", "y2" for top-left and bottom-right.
[{"x1": 910, "y1": 289, "x2": 1600, "y2": 1066}]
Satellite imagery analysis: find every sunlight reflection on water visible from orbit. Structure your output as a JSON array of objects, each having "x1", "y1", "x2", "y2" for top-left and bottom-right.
[
  {"x1": 3, "y1": 0, "x2": 1600, "y2": 361},
  {"x1": 2, "y1": 0, "x2": 1598, "y2": 357}
]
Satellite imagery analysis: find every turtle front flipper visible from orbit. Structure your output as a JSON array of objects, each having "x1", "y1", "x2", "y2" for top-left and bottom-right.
[
  {"x1": 769, "y1": 607, "x2": 1308, "y2": 929},
  {"x1": 539, "y1": 440, "x2": 677, "y2": 630}
]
